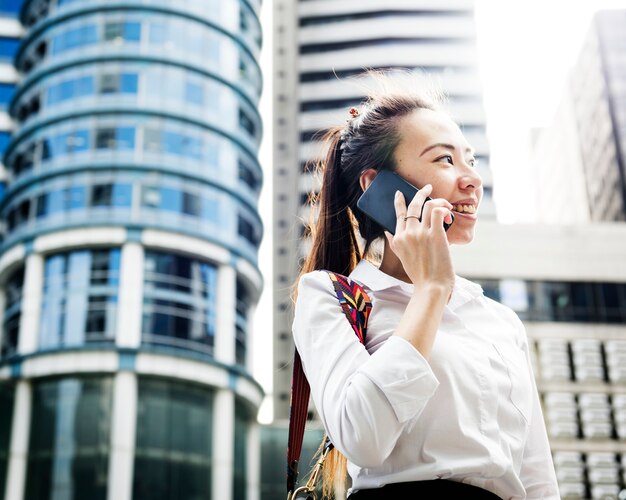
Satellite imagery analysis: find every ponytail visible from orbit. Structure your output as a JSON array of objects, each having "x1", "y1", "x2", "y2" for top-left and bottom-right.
[{"x1": 300, "y1": 128, "x2": 362, "y2": 277}]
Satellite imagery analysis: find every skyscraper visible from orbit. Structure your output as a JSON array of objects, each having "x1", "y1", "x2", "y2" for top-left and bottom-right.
[
  {"x1": 273, "y1": 0, "x2": 493, "y2": 420},
  {"x1": 0, "y1": 1, "x2": 264, "y2": 499},
  {"x1": 531, "y1": 10, "x2": 626, "y2": 223}
]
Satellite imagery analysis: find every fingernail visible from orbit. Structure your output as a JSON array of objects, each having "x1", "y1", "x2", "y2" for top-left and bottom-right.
[{"x1": 395, "y1": 191, "x2": 400, "y2": 199}]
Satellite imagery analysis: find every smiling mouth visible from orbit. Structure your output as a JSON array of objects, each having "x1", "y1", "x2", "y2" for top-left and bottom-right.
[{"x1": 451, "y1": 204, "x2": 477, "y2": 214}]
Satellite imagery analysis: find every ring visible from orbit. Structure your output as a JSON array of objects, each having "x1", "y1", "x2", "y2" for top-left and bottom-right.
[{"x1": 404, "y1": 216, "x2": 421, "y2": 221}]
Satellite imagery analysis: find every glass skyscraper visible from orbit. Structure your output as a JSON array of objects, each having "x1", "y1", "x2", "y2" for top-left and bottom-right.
[{"x1": 0, "y1": 1, "x2": 264, "y2": 499}]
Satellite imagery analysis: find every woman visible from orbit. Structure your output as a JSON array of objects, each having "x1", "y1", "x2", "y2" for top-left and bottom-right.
[{"x1": 292, "y1": 72, "x2": 559, "y2": 499}]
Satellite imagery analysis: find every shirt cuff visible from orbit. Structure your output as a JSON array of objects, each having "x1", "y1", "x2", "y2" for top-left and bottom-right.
[{"x1": 361, "y1": 336, "x2": 439, "y2": 423}]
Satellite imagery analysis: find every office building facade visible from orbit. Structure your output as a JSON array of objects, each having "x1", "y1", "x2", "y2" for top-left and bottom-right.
[
  {"x1": 0, "y1": 1, "x2": 264, "y2": 499},
  {"x1": 273, "y1": 0, "x2": 494, "y2": 420}
]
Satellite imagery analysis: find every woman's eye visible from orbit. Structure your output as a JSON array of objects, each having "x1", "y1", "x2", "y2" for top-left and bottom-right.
[
  {"x1": 468, "y1": 158, "x2": 479, "y2": 168},
  {"x1": 436, "y1": 155, "x2": 453, "y2": 165}
]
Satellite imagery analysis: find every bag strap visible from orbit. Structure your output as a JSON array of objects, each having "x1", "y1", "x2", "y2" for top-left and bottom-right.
[{"x1": 287, "y1": 271, "x2": 372, "y2": 494}]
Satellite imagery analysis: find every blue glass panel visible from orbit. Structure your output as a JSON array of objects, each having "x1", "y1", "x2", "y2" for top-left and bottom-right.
[
  {"x1": 121, "y1": 74, "x2": 138, "y2": 93},
  {"x1": 69, "y1": 129, "x2": 90, "y2": 152},
  {"x1": 116, "y1": 127, "x2": 135, "y2": 150},
  {"x1": 160, "y1": 187, "x2": 181, "y2": 212},
  {"x1": 67, "y1": 186, "x2": 86, "y2": 210},
  {"x1": 0, "y1": 38, "x2": 19, "y2": 59},
  {"x1": 184, "y1": 82, "x2": 203, "y2": 105},
  {"x1": 39, "y1": 256, "x2": 65, "y2": 347},
  {"x1": 59, "y1": 80, "x2": 73, "y2": 101},
  {"x1": 0, "y1": 131, "x2": 10, "y2": 155},
  {"x1": 183, "y1": 136, "x2": 203, "y2": 160},
  {"x1": 0, "y1": 83, "x2": 14, "y2": 107},
  {"x1": 112, "y1": 184, "x2": 132, "y2": 208},
  {"x1": 163, "y1": 131, "x2": 182, "y2": 155},
  {"x1": 0, "y1": 0, "x2": 21, "y2": 14},
  {"x1": 201, "y1": 198, "x2": 218, "y2": 222},
  {"x1": 76, "y1": 76, "x2": 95, "y2": 97},
  {"x1": 108, "y1": 249, "x2": 121, "y2": 286},
  {"x1": 64, "y1": 251, "x2": 90, "y2": 345},
  {"x1": 46, "y1": 84, "x2": 59, "y2": 105},
  {"x1": 204, "y1": 139, "x2": 219, "y2": 165},
  {"x1": 148, "y1": 23, "x2": 166, "y2": 43},
  {"x1": 48, "y1": 190, "x2": 65, "y2": 214},
  {"x1": 124, "y1": 22, "x2": 141, "y2": 41}
]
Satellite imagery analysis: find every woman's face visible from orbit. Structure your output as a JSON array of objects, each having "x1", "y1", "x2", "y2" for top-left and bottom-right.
[{"x1": 392, "y1": 108, "x2": 483, "y2": 245}]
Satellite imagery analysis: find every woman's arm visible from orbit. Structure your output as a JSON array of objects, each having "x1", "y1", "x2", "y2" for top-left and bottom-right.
[{"x1": 293, "y1": 271, "x2": 440, "y2": 468}]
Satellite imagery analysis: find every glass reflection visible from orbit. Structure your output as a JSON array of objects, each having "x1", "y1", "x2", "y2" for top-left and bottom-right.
[
  {"x1": 39, "y1": 249, "x2": 120, "y2": 349},
  {"x1": 133, "y1": 378, "x2": 213, "y2": 499},
  {"x1": 1, "y1": 266, "x2": 24, "y2": 358},
  {"x1": 142, "y1": 252, "x2": 217, "y2": 355},
  {"x1": 25, "y1": 377, "x2": 112, "y2": 500},
  {"x1": 0, "y1": 383, "x2": 14, "y2": 498}
]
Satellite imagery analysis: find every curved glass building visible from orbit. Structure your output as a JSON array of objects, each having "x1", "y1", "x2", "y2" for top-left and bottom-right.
[{"x1": 0, "y1": 0, "x2": 264, "y2": 499}]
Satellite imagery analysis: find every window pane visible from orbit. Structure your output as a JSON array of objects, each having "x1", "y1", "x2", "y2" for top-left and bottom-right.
[
  {"x1": 133, "y1": 379, "x2": 213, "y2": 499},
  {"x1": 25, "y1": 378, "x2": 112, "y2": 500},
  {"x1": 91, "y1": 184, "x2": 112, "y2": 206}
]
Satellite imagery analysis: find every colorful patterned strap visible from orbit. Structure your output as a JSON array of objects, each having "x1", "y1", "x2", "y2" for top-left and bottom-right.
[{"x1": 287, "y1": 271, "x2": 372, "y2": 494}]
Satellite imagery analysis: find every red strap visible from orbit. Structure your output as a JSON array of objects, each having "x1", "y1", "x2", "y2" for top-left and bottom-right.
[{"x1": 287, "y1": 271, "x2": 371, "y2": 493}]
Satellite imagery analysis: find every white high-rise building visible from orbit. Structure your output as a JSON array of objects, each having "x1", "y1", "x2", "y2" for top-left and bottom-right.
[{"x1": 272, "y1": 0, "x2": 494, "y2": 420}]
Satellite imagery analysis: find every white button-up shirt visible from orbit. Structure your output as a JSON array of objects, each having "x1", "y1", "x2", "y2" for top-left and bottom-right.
[{"x1": 293, "y1": 260, "x2": 559, "y2": 499}]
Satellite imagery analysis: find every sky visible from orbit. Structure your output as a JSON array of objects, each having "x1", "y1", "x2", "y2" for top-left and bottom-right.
[{"x1": 253, "y1": 0, "x2": 626, "y2": 423}]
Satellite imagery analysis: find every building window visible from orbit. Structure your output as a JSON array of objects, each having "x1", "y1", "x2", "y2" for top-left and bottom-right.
[
  {"x1": 25, "y1": 377, "x2": 113, "y2": 500},
  {"x1": 476, "y1": 278, "x2": 626, "y2": 324},
  {"x1": 142, "y1": 252, "x2": 217, "y2": 354},
  {"x1": 98, "y1": 73, "x2": 138, "y2": 94},
  {"x1": 238, "y1": 215, "x2": 261, "y2": 246},
  {"x1": 239, "y1": 108, "x2": 257, "y2": 137},
  {"x1": 39, "y1": 249, "x2": 120, "y2": 349},
  {"x1": 91, "y1": 183, "x2": 132, "y2": 208},
  {"x1": 0, "y1": 383, "x2": 14, "y2": 498},
  {"x1": 134, "y1": 378, "x2": 213, "y2": 498},
  {"x1": 233, "y1": 400, "x2": 250, "y2": 500},
  {"x1": 95, "y1": 127, "x2": 135, "y2": 150},
  {"x1": 235, "y1": 279, "x2": 249, "y2": 367},
  {"x1": 1, "y1": 266, "x2": 24, "y2": 358},
  {"x1": 238, "y1": 159, "x2": 261, "y2": 191},
  {"x1": 104, "y1": 21, "x2": 141, "y2": 43}
]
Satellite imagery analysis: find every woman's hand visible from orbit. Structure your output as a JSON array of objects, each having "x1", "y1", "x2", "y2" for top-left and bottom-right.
[{"x1": 385, "y1": 184, "x2": 455, "y2": 296}]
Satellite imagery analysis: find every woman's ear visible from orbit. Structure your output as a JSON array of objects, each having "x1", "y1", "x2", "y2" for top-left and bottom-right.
[{"x1": 359, "y1": 169, "x2": 378, "y2": 192}]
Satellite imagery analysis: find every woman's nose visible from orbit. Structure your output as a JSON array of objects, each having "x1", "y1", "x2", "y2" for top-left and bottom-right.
[{"x1": 459, "y1": 163, "x2": 482, "y2": 190}]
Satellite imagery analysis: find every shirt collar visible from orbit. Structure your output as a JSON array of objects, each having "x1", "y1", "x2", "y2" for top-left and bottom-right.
[{"x1": 350, "y1": 260, "x2": 484, "y2": 311}]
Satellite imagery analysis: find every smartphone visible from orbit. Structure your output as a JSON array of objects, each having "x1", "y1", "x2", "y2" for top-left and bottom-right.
[{"x1": 356, "y1": 170, "x2": 454, "y2": 234}]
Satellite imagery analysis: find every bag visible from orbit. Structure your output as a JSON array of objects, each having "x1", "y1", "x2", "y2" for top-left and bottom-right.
[{"x1": 287, "y1": 271, "x2": 372, "y2": 499}]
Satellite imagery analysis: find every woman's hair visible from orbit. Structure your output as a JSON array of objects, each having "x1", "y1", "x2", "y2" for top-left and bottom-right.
[
  {"x1": 300, "y1": 70, "x2": 445, "y2": 278},
  {"x1": 297, "y1": 70, "x2": 445, "y2": 498}
]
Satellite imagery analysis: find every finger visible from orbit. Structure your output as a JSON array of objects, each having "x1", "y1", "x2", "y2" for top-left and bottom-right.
[
  {"x1": 420, "y1": 197, "x2": 452, "y2": 229},
  {"x1": 394, "y1": 191, "x2": 407, "y2": 234},
  {"x1": 431, "y1": 206, "x2": 452, "y2": 234},
  {"x1": 384, "y1": 231, "x2": 393, "y2": 246},
  {"x1": 406, "y1": 184, "x2": 433, "y2": 222}
]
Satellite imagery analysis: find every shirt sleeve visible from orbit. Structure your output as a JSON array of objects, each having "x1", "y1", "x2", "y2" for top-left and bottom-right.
[
  {"x1": 292, "y1": 271, "x2": 439, "y2": 469},
  {"x1": 517, "y1": 322, "x2": 560, "y2": 499}
]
